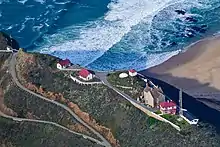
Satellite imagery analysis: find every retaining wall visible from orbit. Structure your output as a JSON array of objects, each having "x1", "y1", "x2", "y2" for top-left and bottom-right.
[
  {"x1": 130, "y1": 100, "x2": 181, "y2": 131},
  {"x1": 70, "y1": 75, "x2": 102, "y2": 85}
]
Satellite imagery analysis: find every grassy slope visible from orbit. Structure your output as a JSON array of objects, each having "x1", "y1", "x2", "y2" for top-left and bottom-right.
[
  {"x1": 0, "y1": 117, "x2": 101, "y2": 147},
  {"x1": 107, "y1": 71, "x2": 145, "y2": 98},
  {"x1": 0, "y1": 52, "x2": 95, "y2": 139},
  {"x1": 21, "y1": 52, "x2": 220, "y2": 147}
]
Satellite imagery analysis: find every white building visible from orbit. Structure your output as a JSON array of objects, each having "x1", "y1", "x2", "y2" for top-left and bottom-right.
[
  {"x1": 57, "y1": 59, "x2": 71, "y2": 70},
  {"x1": 128, "y1": 69, "x2": 137, "y2": 77},
  {"x1": 79, "y1": 69, "x2": 94, "y2": 81}
]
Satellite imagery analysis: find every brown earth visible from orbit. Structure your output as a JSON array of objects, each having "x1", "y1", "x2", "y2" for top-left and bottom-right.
[{"x1": 15, "y1": 50, "x2": 119, "y2": 147}]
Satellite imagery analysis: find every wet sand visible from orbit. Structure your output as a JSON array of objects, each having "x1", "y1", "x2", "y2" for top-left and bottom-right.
[{"x1": 140, "y1": 36, "x2": 220, "y2": 111}]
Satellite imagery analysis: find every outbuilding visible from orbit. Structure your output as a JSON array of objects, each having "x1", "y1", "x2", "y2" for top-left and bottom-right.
[
  {"x1": 57, "y1": 59, "x2": 71, "y2": 69},
  {"x1": 159, "y1": 101, "x2": 177, "y2": 115},
  {"x1": 128, "y1": 69, "x2": 137, "y2": 77},
  {"x1": 79, "y1": 69, "x2": 93, "y2": 81}
]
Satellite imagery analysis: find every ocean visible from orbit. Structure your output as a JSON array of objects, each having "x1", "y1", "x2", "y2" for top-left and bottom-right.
[{"x1": 1, "y1": 0, "x2": 220, "y2": 71}]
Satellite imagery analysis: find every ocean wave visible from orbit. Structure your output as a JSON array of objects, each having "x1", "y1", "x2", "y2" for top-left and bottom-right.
[
  {"x1": 0, "y1": 0, "x2": 9, "y2": 4},
  {"x1": 34, "y1": 0, "x2": 45, "y2": 4},
  {"x1": 30, "y1": 0, "x2": 217, "y2": 70},
  {"x1": 87, "y1": 50, "x2": 181, "y2": 71},
  {"x1": 35, "y1": 0, "x2": 192, "y2": 63},
  {"x1": 17, "y1": 0, "x2": 28, "y2": 4}
]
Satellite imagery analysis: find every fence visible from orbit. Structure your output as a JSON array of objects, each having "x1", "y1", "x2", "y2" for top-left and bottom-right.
[
  {"x1": 129, "y1": 100, "x2": 181, "y2": 131},
  {"x1": 70, "y1": 75, "x2": 102, "y2": 85}
]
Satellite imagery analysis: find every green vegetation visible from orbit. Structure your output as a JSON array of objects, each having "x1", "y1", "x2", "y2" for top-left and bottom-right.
[
  {"x1": 155, "y1": 110, "x2": 162, "y2": 114},
  {"x1": 21, "y1": 53, "x2": 220, "y2": 147},
  {"x1": 107, "y1": 71, "x2": 145, "y2": 98},
  {"x1": 161, "y1": 114, "x2": 189, "y2": 129},
  {"x1": 0, "y1": 117, "x2": 101, "y2": 147},
  {"x1": 0, "y1": 70, "x2": 95, "y2": 139},
  {"x1": 4, "y1": 84, "x2": 77, "y2": 126}
]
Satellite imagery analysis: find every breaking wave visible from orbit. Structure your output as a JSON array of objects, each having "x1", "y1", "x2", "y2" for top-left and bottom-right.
[{"x1": 1, "y1": 0, "x2": 220, "y2": 71}]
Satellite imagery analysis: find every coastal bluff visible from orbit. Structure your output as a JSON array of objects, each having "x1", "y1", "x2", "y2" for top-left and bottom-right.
[{"x1": 142, "y1": 36, "x2": 220, "y2": 112}]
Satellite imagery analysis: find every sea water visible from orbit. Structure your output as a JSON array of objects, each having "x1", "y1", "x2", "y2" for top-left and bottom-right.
[{"x1": 1, "y1": 0, "x2": 220, "y2": 71}]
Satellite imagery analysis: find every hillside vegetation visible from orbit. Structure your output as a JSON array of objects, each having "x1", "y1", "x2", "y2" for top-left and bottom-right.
[
  {"x1": 0, "y1": 117, "x2": 101, "y2": 147},
  {"x1": 15, "y1": 50, "x2": 220, "y2": 147},
  {"x1": 0, "y1": 52, "x2": 96, "y2": 139}
]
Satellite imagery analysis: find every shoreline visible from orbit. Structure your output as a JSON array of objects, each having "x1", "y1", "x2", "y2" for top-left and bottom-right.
[
  {"x1": 140, "y1": 34, "x2": 220, "y2": 112},
  {"x1": 142, "y1": 34, "x2": 220, "y2": 73}
]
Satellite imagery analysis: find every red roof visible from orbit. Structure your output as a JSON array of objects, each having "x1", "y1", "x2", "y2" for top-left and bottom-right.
[
  {"x1": 160, "y1": 101, "x2": 176, "y2": 108},
  {"x1": 59, "y1": 59, "x2": 71, "y2": 66},
  {"x1": 129, "y1": 69, "x2": 136, "y2": 73},
  {"x1": 79, "y1": 69, "x2": 91, "y2": 78}
]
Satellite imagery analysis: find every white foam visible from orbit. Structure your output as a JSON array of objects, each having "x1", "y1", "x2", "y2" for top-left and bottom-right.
[
  {"x1": 17, "y1": 0, "x2": 28, "y2": 4},
  {"x1": 0, "y1": 0, "x2": 9, "y2": 4},
  {"x1": 6, "y1": 25, "x2": 13, "y2": 30},
  {"x1": 53, "y1": 0, "x2": 70, "y2": 5},
  {"x1": 35, "y1": 0, "x2": 209, "y2": 71},
  {"x1": 87, "y1": 50, "x2": 181, "y2": 71},
  {"x1": 34, "y1": 0, "x2": 45, "y2": 4},
  {"x1": 37, "y1": 0, "x2": 185, "y2": 64}
]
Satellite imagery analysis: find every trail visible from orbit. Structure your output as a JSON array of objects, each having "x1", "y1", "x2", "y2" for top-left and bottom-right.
[
  {"x1": 0, "y1": 111, "x2": 104, "y2": 146},
  {"x1": 9, "y1": 53, "x2": 112, "y2": 147}
]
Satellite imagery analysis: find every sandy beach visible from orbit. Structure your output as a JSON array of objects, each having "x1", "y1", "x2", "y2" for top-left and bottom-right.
[{"x1": 141, "y1": 36, "x2": 220, "y2": 111}]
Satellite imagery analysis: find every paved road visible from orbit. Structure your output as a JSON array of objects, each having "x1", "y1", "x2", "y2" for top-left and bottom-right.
[
  {"x1": 95, "y1": 72, "x2": 156, "y2": 112},
  {"x1": 9, "y1": 54, "x2": 111, "y2": 147},
  {"x1": 0, "y1": 112, "x2": 104, "y2": 145},
  {"x1": 0, "y1": 50, "x2": 13, "y2": 53}
]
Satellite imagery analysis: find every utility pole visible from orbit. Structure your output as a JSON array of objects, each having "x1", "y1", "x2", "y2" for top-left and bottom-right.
[{"x1": 179, "y1": 88, "x2": 183, "y2": 116}]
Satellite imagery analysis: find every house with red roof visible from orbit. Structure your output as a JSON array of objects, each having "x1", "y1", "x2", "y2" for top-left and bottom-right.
[
  {"x1": 128, "y1": 69, "x2": 137, "y2": 77},
  {"x1": 159, "y1": 101, "x2": 177, "y2": 115},
  {"x1": 57, "y1": 59, "x2": 71, "y2": 69},
  {"x1": 78, "y1": 69, "x2": 94, "y2": 81}
]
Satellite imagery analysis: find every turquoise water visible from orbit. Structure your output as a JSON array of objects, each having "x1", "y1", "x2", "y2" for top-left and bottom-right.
[{"x1": 1, "y1": 0, "x2": 220, "y2": 71}]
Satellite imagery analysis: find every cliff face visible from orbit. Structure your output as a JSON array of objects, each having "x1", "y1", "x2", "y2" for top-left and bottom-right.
[{"x1": 0, "y1": 32, "x2": 19, "y2": 50}]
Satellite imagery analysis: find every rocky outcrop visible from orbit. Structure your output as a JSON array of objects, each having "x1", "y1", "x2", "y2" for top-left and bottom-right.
[{"x1": 0, "y1": 32, "x2": 19, "y2": 50}]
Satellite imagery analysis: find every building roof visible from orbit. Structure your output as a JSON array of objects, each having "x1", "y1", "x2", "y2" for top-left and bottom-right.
[
  {"x1": 58, "y1": 59, "x2": 71, "y2": 66},
  {"x1": 160, "y1": 101, "x2": 176, "y2": 108},
  {"x1": 119, "y1": 73, "x2": 128, "y2": 78},
  {"x1": 79, "y1": 69, "x2": 91, "y2": 78},
  {"x1": 129, "y1": 69, "x2": 137, "y2": 73}
]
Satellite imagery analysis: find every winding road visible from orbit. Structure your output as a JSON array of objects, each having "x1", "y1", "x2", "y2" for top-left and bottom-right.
[
  {"x1": 8, "y1": 53, "x2": 111, "y2": 147},
  {"x1": 0, "y1": 112, "x2": 103, "y2": 145},
  {"x1": 95, "y1": 72, "x2": 156, "y2": 112}
]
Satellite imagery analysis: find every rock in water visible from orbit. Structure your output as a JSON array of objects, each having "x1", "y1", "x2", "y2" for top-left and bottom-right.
[{"x1": 175, "y1": 10, "x2": 186, "y2": 15}]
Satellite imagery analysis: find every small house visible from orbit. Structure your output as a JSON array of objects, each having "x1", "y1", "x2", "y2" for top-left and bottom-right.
[
  {"x1": 128, "y1": 69, "x2": 137, "y2": 77},
  {"x1": 79, "y1": 69, "x2": 93, "y2": 81},
  {"x1": 160, "y1": 101, "x2": 177, "y2": 115},
  {"x1": 57, "y1": 59, "x2": 71, "y2": 69}
]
